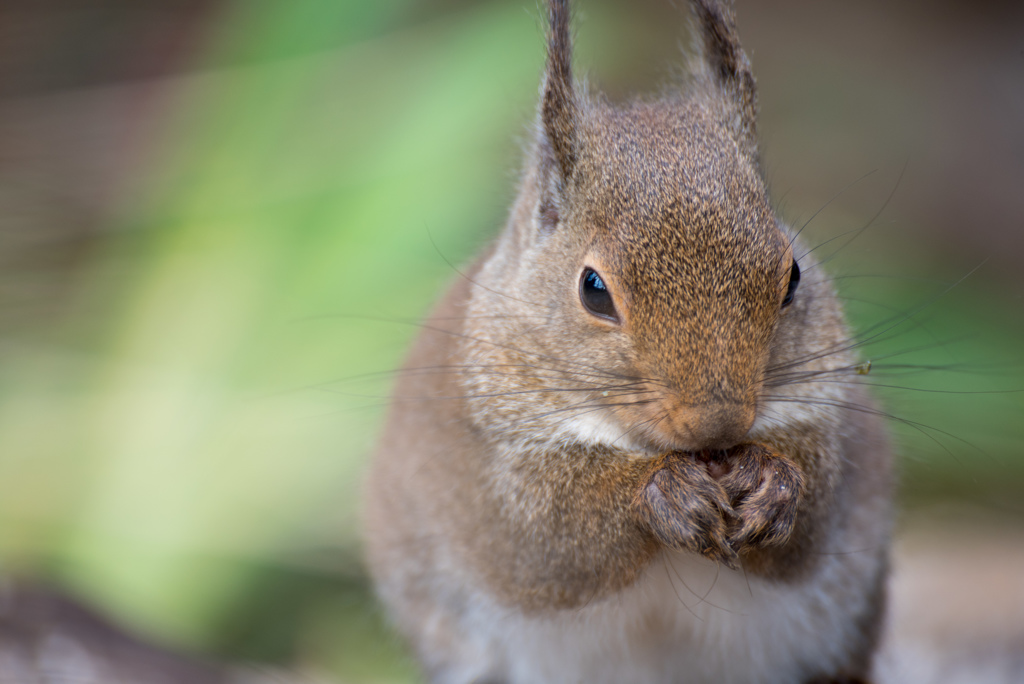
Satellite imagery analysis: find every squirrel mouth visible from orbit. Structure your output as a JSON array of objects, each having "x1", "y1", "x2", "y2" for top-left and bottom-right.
[{"x1": 689, "y1": 448, "x2": 737, "y2": 481}]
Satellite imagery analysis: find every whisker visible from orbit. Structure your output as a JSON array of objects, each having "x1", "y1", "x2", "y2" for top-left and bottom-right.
[
  {"x1": 772, "y1": 378, "x2": 1023, "y2": 397},
  {"x1": 424, "y1": 222, "x2": 540, "y2": 307},
  {"x1": 759, "y1": 394, "x2": 981, "y2": 465},
  {"x1": 785, "y1": 168, "x2": 878, "y2": 250},
  {"x1": 666, "y1": 554, "x2": 737, "y2": 615},
  {"x1": 797, "y1": 159, "x2": 907, "y2": 272},
  {"x1": 610, "y1": 412, "x2": 670, "y2": 449},
  {"x1": 294, "y1": 311, "x2": 651, "y2": 386},
  {"x1": 660, "y1": 557, "x2": 702, "y2": 621},
  {"x1": 361, "y1": 386, "x2": 656, "y2": 406},
  {"x1": 765, "y1": 265, "x2": 984, "y2": 378}
]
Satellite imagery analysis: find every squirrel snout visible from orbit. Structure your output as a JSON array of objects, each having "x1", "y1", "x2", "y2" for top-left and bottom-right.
[{"x1": 659, "y1": 401, "x2": 756, "y2": 451}]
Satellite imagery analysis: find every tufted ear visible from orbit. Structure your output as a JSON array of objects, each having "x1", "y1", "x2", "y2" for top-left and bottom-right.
[
  {"x1": 690, "y1": 0, "x2": 759, "y2": 158},
  {"x1": 540, "y1": 0, "x2": 579, "y2": 181}
]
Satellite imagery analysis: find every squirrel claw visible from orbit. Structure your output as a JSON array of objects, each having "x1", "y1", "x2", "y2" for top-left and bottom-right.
[
  {"x1": 720, "y1": 444, "x2": 804, "y2": 552},
  {"x1": 633, "y1": 456, "x2": 739, "y2": 569}
]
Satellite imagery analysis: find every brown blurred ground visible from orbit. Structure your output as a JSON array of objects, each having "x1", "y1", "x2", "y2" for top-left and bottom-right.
[{"x1": 879, "y1": 507, "x2": 1024, "y2": 683}]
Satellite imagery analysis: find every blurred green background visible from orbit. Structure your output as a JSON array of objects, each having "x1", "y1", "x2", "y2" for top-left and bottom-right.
[{"x1": 0, "y1": 0, "x2": 1021, "y2": 681}]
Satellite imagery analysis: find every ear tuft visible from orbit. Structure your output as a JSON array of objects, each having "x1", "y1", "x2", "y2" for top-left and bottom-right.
[
  {"x1": 690, "y1": 0, "x2": 758, "y2": 155},
  {"x1": 541, "y1": 0, "x2": 579, "y2": 180}
]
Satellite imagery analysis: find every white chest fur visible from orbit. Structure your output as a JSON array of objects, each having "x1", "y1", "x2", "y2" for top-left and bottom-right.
[{"x1": 447, "y1": 549, "x2": 876, "y2": 684}]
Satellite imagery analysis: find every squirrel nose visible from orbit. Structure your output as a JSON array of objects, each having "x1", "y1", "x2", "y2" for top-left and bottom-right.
[{"x1": 664, "y1": 402, "x2": 756, "y2": 451}]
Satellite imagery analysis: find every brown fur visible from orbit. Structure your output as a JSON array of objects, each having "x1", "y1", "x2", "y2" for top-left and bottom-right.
[{"x1": 363, "y1": 1, "x2": 893, "y2": 681}]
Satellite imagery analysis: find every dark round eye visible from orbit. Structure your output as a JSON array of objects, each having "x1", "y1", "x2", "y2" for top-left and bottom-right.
[
  {"x1": 579, "y1": 267, "x2": 618, "y2": 322},
  {"x1": 782, "y1": 260, "x2": 800, "y2": 308}
]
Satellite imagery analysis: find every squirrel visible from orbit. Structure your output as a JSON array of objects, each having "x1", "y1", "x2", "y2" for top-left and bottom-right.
[{"x1": 363, "y1": 0, "x2": 894, "y2": 682}]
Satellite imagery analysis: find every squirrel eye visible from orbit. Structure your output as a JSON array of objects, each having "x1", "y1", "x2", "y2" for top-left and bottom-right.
[
  {"x1": 782, "y1": 260, "x2": 801, "y2": 308},
  {"x1": 579, "y1": 268, "x2": 619, "y2": 322}
]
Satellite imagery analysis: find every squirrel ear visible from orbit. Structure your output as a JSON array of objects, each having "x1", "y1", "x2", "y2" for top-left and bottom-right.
[
  {"x1": 540, "y1": 0, "x2": 578, "y2": 180},
  {"x1": 690, "y1": 0, "x2": 758, "y2": 157}
]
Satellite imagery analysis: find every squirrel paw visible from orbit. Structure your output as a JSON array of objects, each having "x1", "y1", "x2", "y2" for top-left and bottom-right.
[
  {"x1": 633, "y1": 456, "x2": 740, "y2": 569},
  {"x1": 719, "y1": 444, "x2": 804, "y2": 552}
]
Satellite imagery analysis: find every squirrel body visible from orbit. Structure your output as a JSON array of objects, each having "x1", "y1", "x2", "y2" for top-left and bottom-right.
[{"x1": 364, "y1": 1, "x2": 893, "y2": 682}]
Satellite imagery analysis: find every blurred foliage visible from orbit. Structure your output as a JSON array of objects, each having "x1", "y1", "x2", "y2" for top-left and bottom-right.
[
  {"x1": 1, "y1": 0, "x2": 550, "y2": 679},
  {"x1": 0, "y1": 0, "x2": 1021, "y2": 682}
]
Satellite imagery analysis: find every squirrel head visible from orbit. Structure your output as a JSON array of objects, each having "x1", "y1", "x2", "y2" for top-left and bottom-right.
[{"x1": 462, "y1": 0, "x2": 817, "y2": 455}]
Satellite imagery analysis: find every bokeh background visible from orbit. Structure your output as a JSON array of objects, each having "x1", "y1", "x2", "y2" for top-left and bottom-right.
[{"x1": 0, "y1": 0, "x2": 1022, "y2": 681}]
